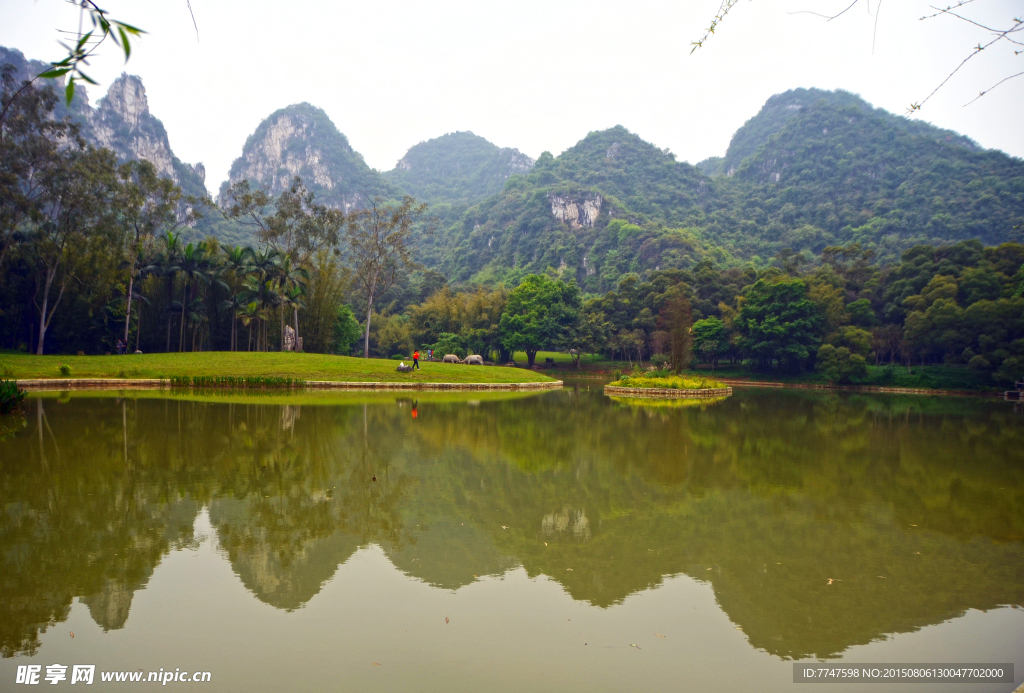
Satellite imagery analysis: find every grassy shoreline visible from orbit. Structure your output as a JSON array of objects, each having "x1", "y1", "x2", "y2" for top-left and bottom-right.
[{"x1": 0, "y1": 352, "x2": 556, "y2": 384}]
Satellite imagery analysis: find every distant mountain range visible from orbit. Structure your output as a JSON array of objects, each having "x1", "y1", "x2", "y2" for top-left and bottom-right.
[{"x1": 4, "y1": 46, "x2": 1023, "y2": 289}]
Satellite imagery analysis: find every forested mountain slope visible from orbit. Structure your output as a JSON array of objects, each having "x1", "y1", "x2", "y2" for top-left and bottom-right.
[
  {"x1": 700, "y1": 89, "x2": 1023, "y2": 260},
  {"x1": 382, "y1": 131, "x2": 534, "y2": 206},
  {"x1": 433, "y1": 126, "x2": 723, "y2": 291},
  {"x1": 430, "y1": 90, "x2": 1023, "y2": 290}
]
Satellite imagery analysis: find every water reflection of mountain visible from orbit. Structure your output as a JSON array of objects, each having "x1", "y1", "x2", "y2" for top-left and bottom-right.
[
  {"x1": 0, "y1": 399, "x2": 200, "y2": 655},
  {"x1": 0, "y1": 390, "x2": 1021, "y2": 660}
]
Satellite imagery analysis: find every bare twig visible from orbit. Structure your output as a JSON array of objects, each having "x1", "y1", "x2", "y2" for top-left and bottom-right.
[
  {"x1": 690, "y1": 0, "x2": 741, "y2": 54},
  {"x1": 186, "y1": 0, "x2": 199, "y2": 41},
  {"x1": 963, "y1": 69, "x2": 1024, "y2": 106},
  {"x1": 787, "y1": 1, "x2": 858, "y2": 22}
]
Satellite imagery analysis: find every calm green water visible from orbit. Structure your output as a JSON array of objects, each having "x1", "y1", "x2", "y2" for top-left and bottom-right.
[{"x1": 1, "y1": 386, "x2": 1022, "y2": 692}]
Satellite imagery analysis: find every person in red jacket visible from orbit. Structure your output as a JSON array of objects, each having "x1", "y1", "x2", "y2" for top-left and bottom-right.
[{"x1": 412, "y1": 349, "x2": 420, "y2": 370}]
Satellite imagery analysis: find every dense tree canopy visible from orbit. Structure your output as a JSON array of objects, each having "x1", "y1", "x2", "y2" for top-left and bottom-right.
[{"x1": 499, "y1": 274, "x2": 581, "y2": 367}]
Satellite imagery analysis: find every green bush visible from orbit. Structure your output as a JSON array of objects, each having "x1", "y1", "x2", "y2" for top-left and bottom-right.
[
  {"x1": 391, "y1": 354, "x2": 407, "y2": 360},
  {"x1": 816, "y1": 344, "x2": 868, "y2": 384},
  {"x1": 58, "y1": 364, "x2": 71, "y2": 377},
  {"x1": 428, "y1": 333, "x2": 466, "y2": 360},
  {"x1": 0, "y1": 379, "x2": 26, "y2": 415}
]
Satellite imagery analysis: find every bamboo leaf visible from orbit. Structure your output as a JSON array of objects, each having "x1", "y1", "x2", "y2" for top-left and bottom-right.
[
  {"x1": 38, "y1": 68, "x2": 72, "y2": 79},
  {"x1": 119, "y1": 28, "x2": 131, "y2": 59},
  {"x1": 75, "y1": 31, "x2": 93, "y2": 51}
]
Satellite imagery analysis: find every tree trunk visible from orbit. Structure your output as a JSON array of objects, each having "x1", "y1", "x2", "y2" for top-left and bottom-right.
[
  {"x1": 178, "y1": 281, "x2": 188, "y2": 352},
  {"x1": 35, "y1": 267, "x2": 64, "y2": 356},
  {"x1": 363, "y1": 296, "x2": 374, "y2": 358},
  {"x1": 280, "y1": 305, "x2": 285, "y2": 351},
  {"x1": 36, "y1": 285, "x2": 49, "y2": 355},
  {"x1": 526, "y1": 348, "x2": 538, "y2": 367},
  {"x1": 135, "y1": 304, "x2": 142, "y2": 353},
  {"x1": 123, "y1": 271, "x2": 135, "y2": 347},
  {"x1": 166, "y1": 276, "x2": 174, "y2": 353},
  {"x1": 293, "y1": 306, "x2": 301, "y2": 352}
]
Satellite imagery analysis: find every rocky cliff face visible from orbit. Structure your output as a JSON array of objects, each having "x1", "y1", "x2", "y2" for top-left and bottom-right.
[
  {"x1": 219, "y1": 103, "x2": 386, "y2": 210},
  {"x1": 0, "y1": 48, "x2": 207, "y2": 196},
  {"x1": 549, "y1": 193, "x2": 602, "y2": 229},
  {"x1": 90, "y1": 75, "x2": 176, "y2": 179}
]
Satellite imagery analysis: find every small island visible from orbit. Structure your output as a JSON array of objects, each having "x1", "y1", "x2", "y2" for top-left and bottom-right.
[{"x1": 604, "y1": 373, "x2": 732, "y2": 399}]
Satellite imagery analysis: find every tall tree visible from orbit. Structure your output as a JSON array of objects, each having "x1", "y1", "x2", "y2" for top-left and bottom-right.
[
  {"x1": 115, "y1": 160, "x2": 194, "y2": 348},
  {"x1": 0, "y1": 66, "x2": 77, "y2": 271},
  {"x1": 27, "y1": 146, "x2": 120, "y2": 354},
  {"x1": 659, "y1": 291, "x2": 694, "y2": 373},
  {"x1": 738, "y1": 278, "x2": 823, "y2": 372},
  {"x1": 345, "y1": 196, "x2": 430, "y2": 358},
  {"x1": 499, "y1": 274, "x2": 582, "y2": 367}
]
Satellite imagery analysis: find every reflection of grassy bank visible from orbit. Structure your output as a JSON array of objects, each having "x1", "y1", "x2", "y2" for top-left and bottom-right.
[
  {"x1": 0, "y1": 352, "x2": 555, "y2": 384},
  {"x1": 26, "y1": 388, "x2": 551, "y2": 407}
]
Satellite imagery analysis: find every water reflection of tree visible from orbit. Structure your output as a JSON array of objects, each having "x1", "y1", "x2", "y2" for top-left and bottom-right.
[{"x1": 0, "y1": 398, "x2": 199, "y2": 656}]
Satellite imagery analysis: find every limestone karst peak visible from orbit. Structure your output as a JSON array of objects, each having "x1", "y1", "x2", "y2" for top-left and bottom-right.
[{"x1": 96, "y1": 73, "x2": 150, "y2": 128}]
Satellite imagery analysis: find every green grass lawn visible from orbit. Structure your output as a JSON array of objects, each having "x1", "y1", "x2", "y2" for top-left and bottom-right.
[{"x1": 0, "y1": 352, "x2": 557, "y2": 384}]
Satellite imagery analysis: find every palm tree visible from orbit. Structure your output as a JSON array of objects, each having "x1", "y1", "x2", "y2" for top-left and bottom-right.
[
  {"x1": 237, "y1": 276, "x2": 279, "y2": 351},
  {"x1": 282, "y1": 284, "x2": 307, "y2": 350},
  {"x1": 274, "y1": 255, "x2": 308, "y2": 350},
  {"x1": 146, "y1": 231, "x2": 184, "y2": 353},
  {"x1": 218, "y1": 245, "x2": 251, "y2": 351},
  {"x1": 239, "y1": 247, "x2": 281, "y2": 351},
  {"x1": 236, "y1": 301, "x2": 261, "y2": 351},
  {"x1": 176, "y1": 242, "x2": 213, "y2": 352}
]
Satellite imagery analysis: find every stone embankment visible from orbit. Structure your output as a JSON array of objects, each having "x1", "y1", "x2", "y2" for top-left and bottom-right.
[{"x1": 604, "y1": 385, "x2": 732, "y2": 399}]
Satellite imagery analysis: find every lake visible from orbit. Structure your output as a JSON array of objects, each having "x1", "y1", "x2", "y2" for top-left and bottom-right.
[{"x1": 1, "y1": 386, "x2": 1022, "y2": 691}]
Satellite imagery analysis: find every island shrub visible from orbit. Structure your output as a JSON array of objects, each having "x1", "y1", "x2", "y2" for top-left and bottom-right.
[{"x1": 610, "y1": 374, "x2": 725, "y2": 390}]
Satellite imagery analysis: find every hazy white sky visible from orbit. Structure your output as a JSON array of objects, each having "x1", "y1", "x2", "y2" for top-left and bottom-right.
[{"x1": 2, "y1": 0, "x2": 1022, "y2": 195}]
